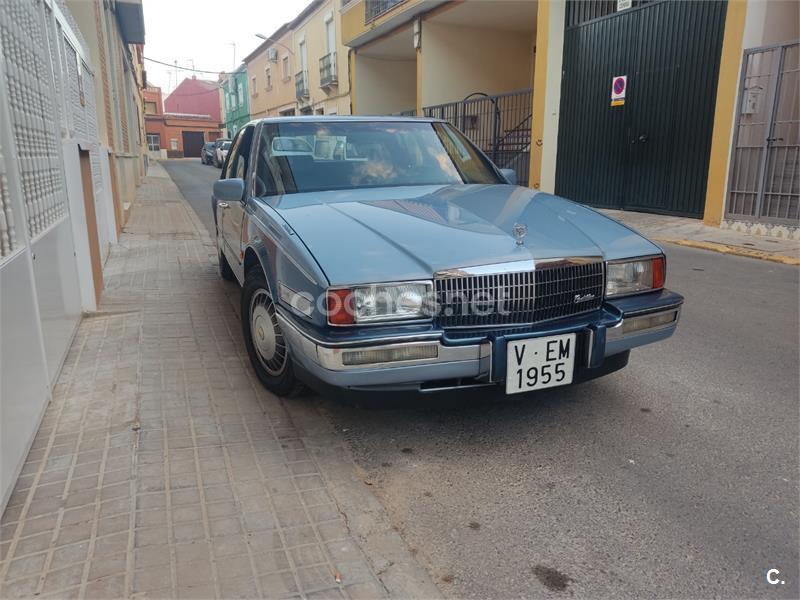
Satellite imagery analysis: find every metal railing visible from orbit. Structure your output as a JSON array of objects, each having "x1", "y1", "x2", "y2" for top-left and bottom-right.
[
  {"x1": 424, "y1": 89, "x2": 533, "y2": 186},
  {"x1": 365, "y1": 0, "x2": 404, "y2": 23},
  {"x1": 295, "y1": 70, "x2": 309, "y2": 100},
  {"x1": 319, "y1": 52, "x2": 337, "y2": 87}
]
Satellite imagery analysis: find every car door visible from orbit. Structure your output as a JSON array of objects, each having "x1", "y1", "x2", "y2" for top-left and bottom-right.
[{"x1": 218, "y1": 126, "x2": 254, "y2": 270}]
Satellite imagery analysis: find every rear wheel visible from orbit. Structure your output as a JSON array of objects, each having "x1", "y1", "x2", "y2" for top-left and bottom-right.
[{"x1": 241, "y1": 269, "x2": 304, "y2": 397}]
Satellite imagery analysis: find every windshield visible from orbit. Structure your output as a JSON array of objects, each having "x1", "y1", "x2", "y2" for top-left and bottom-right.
[
  {"x1": 221, "y1": 142, "x2": 231, "y2": 150},
  {"x1": 254, "y1": 121, "x2": 502, "y2": 196}
]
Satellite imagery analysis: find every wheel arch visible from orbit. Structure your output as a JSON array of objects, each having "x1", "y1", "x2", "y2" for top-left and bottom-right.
[{"x1": 243, "y1": 246, "x2": 264, "y2": 277}]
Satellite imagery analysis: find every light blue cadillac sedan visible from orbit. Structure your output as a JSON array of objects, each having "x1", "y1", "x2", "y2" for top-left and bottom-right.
[{"x1": 212, "y1": 117, "x2": 683, "y2": 397}]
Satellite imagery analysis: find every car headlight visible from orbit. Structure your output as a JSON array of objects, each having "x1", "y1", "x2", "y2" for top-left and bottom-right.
[
  {"x1": 606, "y1": 256, "x2": 665, "y2": 297},
  {"x1": 326, "y1": 281, "x2": 433, "y2": 325}
]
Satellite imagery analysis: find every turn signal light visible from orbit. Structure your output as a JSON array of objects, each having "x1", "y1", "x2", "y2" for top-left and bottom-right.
[
  {"x1": 326, "y1": 289, "x2": 355, "y2": 325},
  {"x1": 652, "y1": 256, "x2": 666, "y2": 290}
]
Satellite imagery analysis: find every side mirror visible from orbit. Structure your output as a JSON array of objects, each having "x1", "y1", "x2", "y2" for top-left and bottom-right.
[
  {"x1": 499, "y1": 168, "x2": 517, "y2": 185},
  {"x1": 213, "y1": 178, "x2": 245, "y2": 203}
]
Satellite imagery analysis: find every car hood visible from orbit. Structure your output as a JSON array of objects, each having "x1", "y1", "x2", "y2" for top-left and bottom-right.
[{"x1": 258, "y1": 184, "x2": 661, "y2": 285}]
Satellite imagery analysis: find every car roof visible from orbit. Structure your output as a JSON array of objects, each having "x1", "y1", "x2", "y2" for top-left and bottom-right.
[{"x1": 246, "y1": 115, "x2": 445, "y2": 126}]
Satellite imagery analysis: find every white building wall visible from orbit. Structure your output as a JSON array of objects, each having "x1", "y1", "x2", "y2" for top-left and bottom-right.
[{"x1": 0, "y1": 0, "x2": 108, "y2": 512}]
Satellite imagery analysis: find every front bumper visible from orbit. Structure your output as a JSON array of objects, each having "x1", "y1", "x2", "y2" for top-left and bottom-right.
[{"x1": 279, "y1": 289, "x2": 683, "y2": 392}]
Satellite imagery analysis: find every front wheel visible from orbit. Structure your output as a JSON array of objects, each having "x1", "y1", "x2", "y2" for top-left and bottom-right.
[{"x1": 241, "y1": 269, "x2": 304, "y2": 397}]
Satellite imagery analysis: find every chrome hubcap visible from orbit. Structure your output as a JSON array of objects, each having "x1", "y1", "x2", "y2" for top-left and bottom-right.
[{"x1": 250, "y1": 289, "x2": 287, "y2": 376}]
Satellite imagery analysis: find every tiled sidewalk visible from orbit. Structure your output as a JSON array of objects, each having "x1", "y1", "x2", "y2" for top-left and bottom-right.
[
  {"x1": 0, "y1": 165, "x2": 434, "y2": 599},
  {"x1": 599, "y1": 208, "x2": 800, "y2": 264}
]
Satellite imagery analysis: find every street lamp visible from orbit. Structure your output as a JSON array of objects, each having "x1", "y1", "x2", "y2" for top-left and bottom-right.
[{"x1": 255, "y1": 33, "x2": 294, "y2": 55}]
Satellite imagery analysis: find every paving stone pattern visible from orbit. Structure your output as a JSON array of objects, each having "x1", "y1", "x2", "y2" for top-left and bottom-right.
[{"x1": 0, "y1": 165, "x2": 390, "y2": 600}]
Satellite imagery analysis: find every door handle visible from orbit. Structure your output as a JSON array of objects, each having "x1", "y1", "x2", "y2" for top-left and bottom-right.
[{"x1": 218, "y1": 202, "x2": 229, "y2": 209}]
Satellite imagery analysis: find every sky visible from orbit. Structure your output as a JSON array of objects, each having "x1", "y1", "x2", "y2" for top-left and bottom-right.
[{"x1": 142, "y1": 0, "x2": 309, "y2": 94}]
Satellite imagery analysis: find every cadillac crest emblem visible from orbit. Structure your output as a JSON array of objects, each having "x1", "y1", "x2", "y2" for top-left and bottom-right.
[{"x1": 513, "y1": 223, "x2": 528, "y2": 245}]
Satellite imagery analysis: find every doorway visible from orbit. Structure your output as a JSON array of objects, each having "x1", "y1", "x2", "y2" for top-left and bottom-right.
[
  {"x1": 726, "y1": 41, "x2": 799, "y2": 223},
  {"x1": 79, "y1": 150, "x2": 104, "y2": 305},
  {"x1": 555, "y1": 0, "x2": 728, "y2": 217},
  {"x1": 182, "y1": 131, "x2": 205, "y2": 157}
]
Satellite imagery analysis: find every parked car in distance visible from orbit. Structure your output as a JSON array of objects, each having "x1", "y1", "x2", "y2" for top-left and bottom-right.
[
  {"x1": 213, "y1": 138, "x2": 230, "y2": 167},
  {"x1": 216, "y1": 141, "x2": 231, "y2": 168},
  {"x1": 212, "y1": 117, "x2": 683, "y2": 397},
  {"x1": 201, "y1": 142, "x2": 215, "y2": 165}
]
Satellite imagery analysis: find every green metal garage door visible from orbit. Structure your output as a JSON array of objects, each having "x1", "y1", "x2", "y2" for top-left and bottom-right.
[{"x1": 555, "y1": 0, "x2": 727, "y2": 217}]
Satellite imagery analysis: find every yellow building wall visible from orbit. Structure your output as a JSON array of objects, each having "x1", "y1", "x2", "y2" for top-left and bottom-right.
[
  {"x1": 341, "y1": 0, "x2": 429, "y2": 46},
  {"x1": 245, "y1": 29, "x2": 297, "y2": 118},
  {"x1": 353, "y1": 54, "x2": 416, "y2": 115},
  {"x1": 293, "y1": 0, "x2": 352, "y2": 115},
  {"x1": 420, "y1": 21, "x2": 534, "y2": 107}
]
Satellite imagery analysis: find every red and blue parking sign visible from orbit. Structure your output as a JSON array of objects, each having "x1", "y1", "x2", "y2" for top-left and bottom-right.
[{"x1": 611, "y1": 75, "x2": 627, "y2": 106}]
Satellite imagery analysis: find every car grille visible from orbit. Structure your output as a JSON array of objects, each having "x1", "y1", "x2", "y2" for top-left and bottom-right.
[{"x1": 434, "y1": 261, "x2": 605, "y2": 328}]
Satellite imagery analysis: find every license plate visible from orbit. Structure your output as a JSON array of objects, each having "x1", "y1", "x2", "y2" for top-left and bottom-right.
[{"x1": 505, "y1": 333, "x2": 576, "y2": 394}]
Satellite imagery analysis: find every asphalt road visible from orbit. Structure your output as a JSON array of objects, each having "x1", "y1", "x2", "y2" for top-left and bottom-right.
[
  {"x1": 164, "y1": 159, "x2": 800, "y2": 599},
  {"x1": 161, "y1": 158, "x2": 220, "y2": 235}
]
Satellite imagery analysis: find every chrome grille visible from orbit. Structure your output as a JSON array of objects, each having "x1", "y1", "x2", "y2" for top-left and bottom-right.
[{"x1": 434, "y1": 261, "x2": 604, "y2": 328}]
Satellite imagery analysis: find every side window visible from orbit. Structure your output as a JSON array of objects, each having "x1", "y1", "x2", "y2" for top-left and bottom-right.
[
  {"x1": 255, "y1": 125, "x2": 282, "y2": 197},
  {"x1": 224, "y1": 126, "x2": 255, "y2": 181},
  {"x1": 223, "y1": 132, "x2": 243, "y2": 179}
]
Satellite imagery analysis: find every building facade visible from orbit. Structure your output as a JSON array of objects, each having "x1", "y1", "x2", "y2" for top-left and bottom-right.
[
  {"x1": 67, "y1": 0, "x2": 146, "y2": 230},
  {"x1": 221, "y1": 66, "x2": 250, "y2": 137},
  {"x1": 293, "y1": 0, "x2": 352, "y2": 115},
  {"x1": 145, "y1": 85, "x2": 223, "y2": 158},
  {"x1": 0, "y1": 0, "x2": 138, "y2": 511},
  {"x1": 243, "y1": 0, "x2": 352, "y2": 119},
  {"x1": 344, "y1": 0, "x2": 534, "y2": 182},
  {"x1": 342, "y1": 0, "x2": 799, "y2": 235},
  {"x1": 245, "y1": 24, "x2": 298, "y2": 118},
  {"x1": 164, "y1": 76, "x2": 222, "y2": 121}
]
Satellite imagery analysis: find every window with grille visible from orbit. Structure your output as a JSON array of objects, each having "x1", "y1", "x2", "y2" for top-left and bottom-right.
[
  {"x1": 146, "y1": 134, "x2": 160, "y2": 151},
  {"x1": 1, "y1": 0, "x2": 68, "y2": 239}
]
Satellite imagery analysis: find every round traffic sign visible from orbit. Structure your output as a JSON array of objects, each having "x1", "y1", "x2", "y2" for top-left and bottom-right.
[{"x1": 613, "y1": 77, "x2": 626, "y2": 95}]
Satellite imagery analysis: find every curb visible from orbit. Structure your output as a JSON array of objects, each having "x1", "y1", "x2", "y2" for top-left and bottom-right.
[{"x1": 654, "y1": 238, "x2": 800, "y2": 266}]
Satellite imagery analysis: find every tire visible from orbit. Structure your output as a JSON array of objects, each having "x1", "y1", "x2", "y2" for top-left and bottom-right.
[
  {"x1": 241, "y1": 269, "x2": 304, "y2": 397},
  {"x1": 218, "y1": 249, "x2": 237, "y2": 282}
]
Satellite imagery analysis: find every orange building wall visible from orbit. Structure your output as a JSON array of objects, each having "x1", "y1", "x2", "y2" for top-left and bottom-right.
[{"x1": 145, "y1": 114, "x2": 222, "y2": 157}]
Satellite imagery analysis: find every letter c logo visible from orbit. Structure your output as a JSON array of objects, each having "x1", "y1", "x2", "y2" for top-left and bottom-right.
[{"x1": 767, "y1": 569, "x2": 783, "y2": 585}]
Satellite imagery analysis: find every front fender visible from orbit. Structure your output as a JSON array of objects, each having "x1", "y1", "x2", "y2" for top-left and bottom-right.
[{"x1": 244, "y1": 201, "x2": 329, "y2": 327}]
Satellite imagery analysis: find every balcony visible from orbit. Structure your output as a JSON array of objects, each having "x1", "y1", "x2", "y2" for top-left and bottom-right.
[
  {"x1": 319, "y1": 52, "x2": 338, "y2": 88},
  {"x1": 365, "y1": 0, "x2": 405, "y2": 23},
  {"x1": 295, "y1": 70, "x2": 309, "y2": 100}
]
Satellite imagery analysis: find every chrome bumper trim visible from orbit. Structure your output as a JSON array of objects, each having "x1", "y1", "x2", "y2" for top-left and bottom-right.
[{"x1": 276, "y1": 312, "x2": 486, "y2": 372}]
